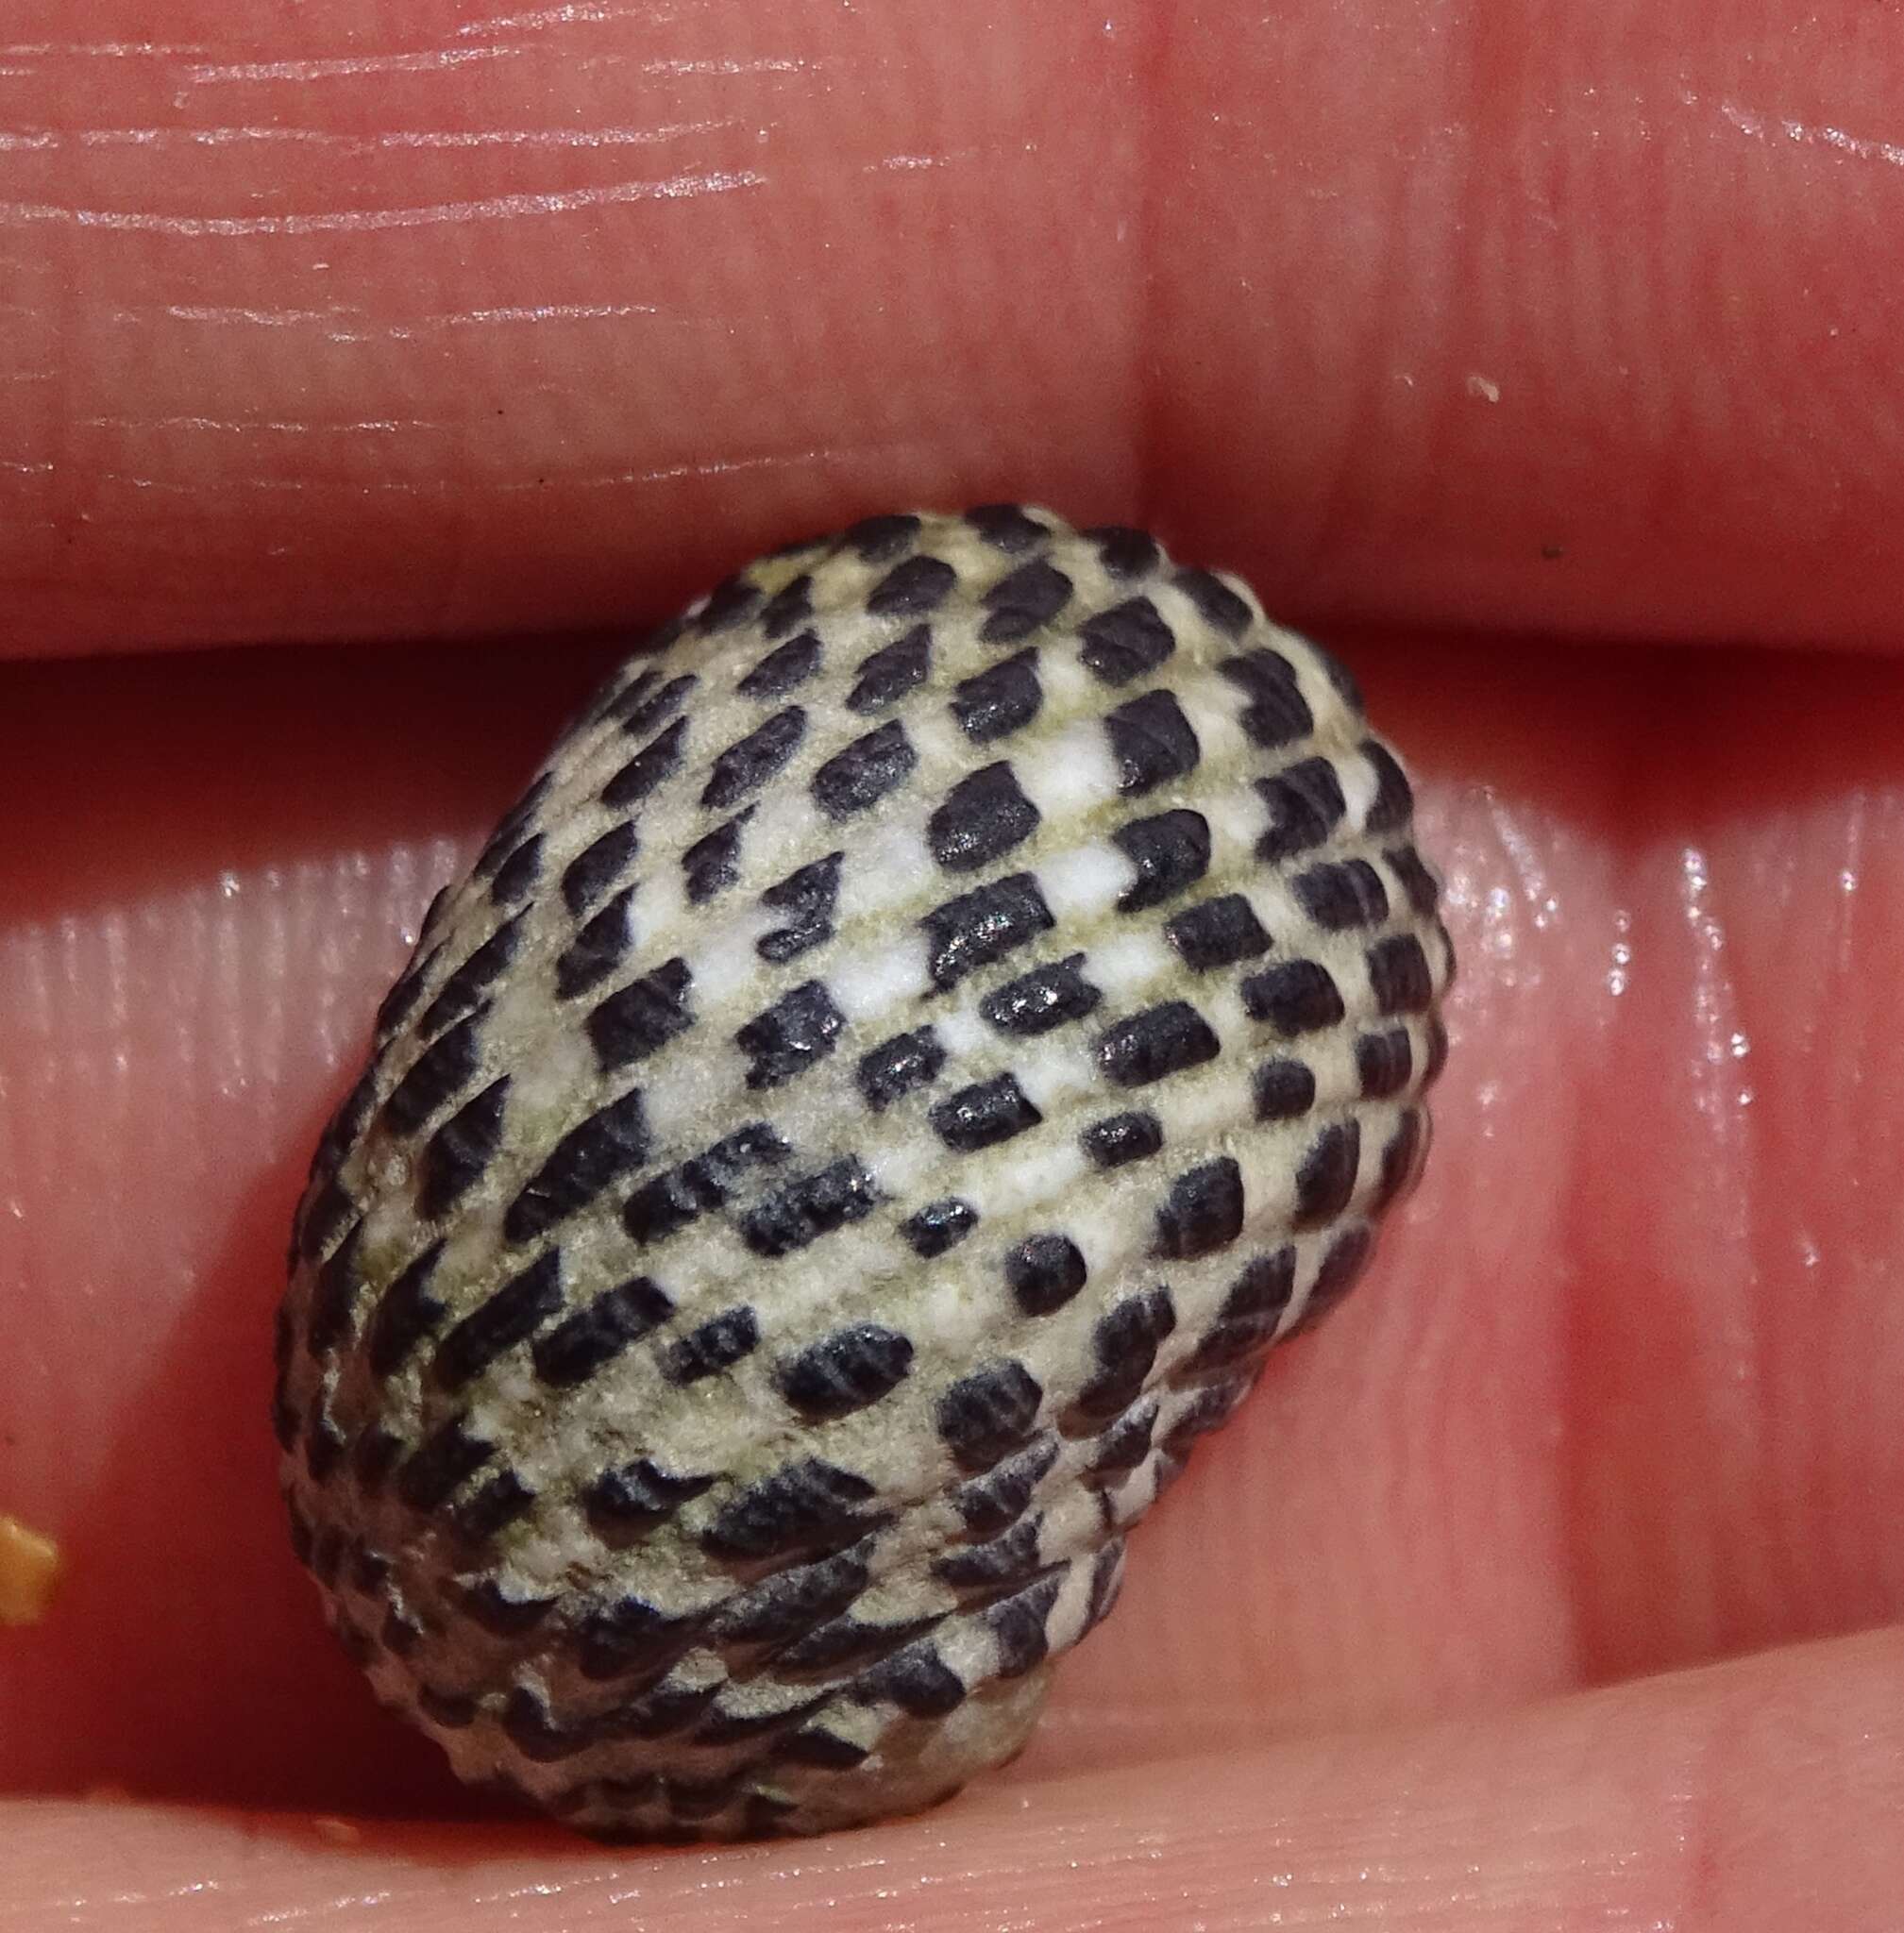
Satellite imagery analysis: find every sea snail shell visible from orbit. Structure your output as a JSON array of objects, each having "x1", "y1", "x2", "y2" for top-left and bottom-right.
[{"x1": 275, "y1": 505, "x2": 1453, "y2": 1840}]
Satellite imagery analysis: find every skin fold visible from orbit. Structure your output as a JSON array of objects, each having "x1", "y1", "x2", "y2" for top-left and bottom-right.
[{"x1": 2, "y1": 2, "x2": 1902, "y2": 1927}]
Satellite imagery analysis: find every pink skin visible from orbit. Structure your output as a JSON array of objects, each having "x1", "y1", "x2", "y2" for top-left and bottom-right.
[{"x1": 2, "y1": 3, "x2": 1903, "y2": 1926}]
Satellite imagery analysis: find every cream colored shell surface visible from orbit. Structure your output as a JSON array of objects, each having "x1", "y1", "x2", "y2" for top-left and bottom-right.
[{"x1": 275, "y1": 505, "x2": 1453, "y2": 1840}]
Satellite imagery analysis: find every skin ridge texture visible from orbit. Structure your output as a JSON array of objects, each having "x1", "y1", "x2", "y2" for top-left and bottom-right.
[{"x1": 273, "y1": 505, "x2": 1454, "y2": 1840}]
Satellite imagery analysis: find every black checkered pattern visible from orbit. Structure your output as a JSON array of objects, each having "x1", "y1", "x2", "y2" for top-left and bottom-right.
[{"x1": 276, "y1": 506, "x2": 1453, "y2": 1841}]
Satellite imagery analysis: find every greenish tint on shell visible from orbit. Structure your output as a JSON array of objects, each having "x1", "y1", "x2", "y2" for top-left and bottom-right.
[{"x1": 274, "y1": 506, "x2": 1454, "y2": 1840}]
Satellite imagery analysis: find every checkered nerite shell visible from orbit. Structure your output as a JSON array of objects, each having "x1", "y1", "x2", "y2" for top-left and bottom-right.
[{"x1": 275, "y1": 506, "x2": 1453, "y2": 1840}]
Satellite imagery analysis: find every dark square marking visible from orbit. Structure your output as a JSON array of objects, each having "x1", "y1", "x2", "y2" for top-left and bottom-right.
[
  {"x1": 682, "y1": 808, "x2": 753, "y2": 904},
  {"x1": 980, "y1": 952, "x2": 1100, "y2": 1037},
  {"x1": 1294, "y1": 1224, "x2": 1375, "y2": 1333},
  {"x1": 775, "y1": 1611, "x2": 941, "y2": 1677},
  {"x1": 735, "y1": 978, "x2": 845, "y2": 1090},
  {"x1": 1293, "y1": 858, "x2": 1390, "y2": 932},
  {"x1": 921, "y1": 872, "x2": 1054, "y2": 990},
  {"x1": 811, "y1": 718, "x2": 918, "y2": 818},
  {"x1": 505, "y1": 1086, "x2": 650, "y2": 1244},
  {"x1": 847, "y1": 625, "x2": 931, "y2": 713},
  {"x1": 1085, "y1": 524, "x2": 1159, "y2": 578},
  {"x1": 901, "y1": 1196, "x2": 977, "y2": 1256},
  {"x1": 1385, "y1": 843, "x2": 1441, "y2": 919},
  {"x1": 851, "y1": 1642, "x2": 967, "y2": 1719},
  {"x1": 986, "y1": 1574, "x2": 1063, "y2": 1680},
  {"x1": 586, "y1": 663, "x2": 655, "y2": 727},
  {"x1": 951, "y1": 1434, "x2": 1058, "y2": 1537},
  {"x1": 1253, "y1": 1057, "x2": 1317, "y2": 1120},
  {"x1": 1356, "y1": 1028, "x2": 1413, "y2": 1099},
  {"x1": 694, "y1": 1689, "x2": 832, "y2": 1743},
  {"x1": 562, "y1": 820, "x2": 638, "y2": 918},
  {"x1": 1368, "y1": 933, "x2": 1435, "y2": 1014},
  {"x1": 1114, "y1": 808, "x2": 1210, "y2": 911},
  {"x1": 383, "y1": 1008, "x2": 484, "y2": 1135},
  {"x1": 1004, "y1": 1234, "x2": 1087, "y2": 1316},
  {"x1": 929, "y1": 761, "x2": 1040, "y2": 873},
  {"x1": 757, "y1": 849, "x2": 842, "y2": 964},
  {"x1": 758, "y1": 576, "x2": 814, "y2": 642},
  {"x1": 711, "y1": 1544, "x2": 870, "y2": 1646},
  {"x1": 418, "y1": 1076, "x2": 512, "y2": 1221},
  {"x1": 622, "y1": 1121, "x2": 789, "y2": 1245},
  {"x1": 587, "y1": 956, "x2": 692, "y2": 1072},
  {"x1": 938, "y1": 1359, "x2": 1042, "y2": 1473},
  {"x1": 980, "y1": 559, "x2": 1071, "y2": 643},
  {"x1": 1166, "y1": 893, "x2": 1271, "y2": 971},
  {"x1": 577, "y1": 1593, "x2": 702, "y2": 1682},
  {"x1": 1295, "y1": 1120, "x2": 1360, "y2": 1227},
  {"x1": 604, "y1": 714, "x2": 688, "y2": 809},
  {"x1": 1099, "y1": 1000, "x2": 1222, "y2": 1087},
  {"x1": 615, "y1": 671, "x2": 696, "y2": 741},
  {"x1": 305, "y1": 1221, "x2": 364, "y2": 1362},
  {"x1": 846, "y1": 512, "x2": 919, "y2": 562},
  {"x1": 867, "y1": 553, "x2": 955, "y2": 617},
  {"x1": 368, "y1": 1240, "x2": 447, "y2": 1379},
  {"x1": 1079, "y1": 596, "x2": 1175, "y2": 686},
  {"x1": 555, "y1": 887, "x2": 634, "y2": 1000},
  {"x1": 473, "y1": 771, "x2": 550, "y2": 879},
  {"x1": 1081, "y1": 1109, "x2": 1163, "y2": 1168},
  {"x1": 1070, "y1": 1287, "x2": 1176, "y2": 1426},
  {"x1": 933, "y1": 1517, "x2": 1045, "y2": 1596},
  {"x1": 397, "y1": 1417, "x2": 494, "y2": 1512},
  {"x1": 857, "y1": 1025, "x2": 945, "y2": 1110},
  {"x1": 659, "y1": 1305, "x2": 761, "y2": 1385},
  {"x1": 1226, "y1": 1248, "x2": 1298, "y2": 1321},
  {"x1": 701, "y1": 706, "x2": 806, "y2": 811},
  {"x1": 739, "y1": 630, "x2": 821, "y2": 698},
  {"x1": 931, "y1": 1071, "x2": 1042, "y2": 1151},
  {"x1": 533, "y1": 1275, "x2": 674, "y2": 1387},
  {"x1": 1172, "y1": 566, "x2": 1252, "y2": 636},
  {"x1": 739, "y1": 1155, "x2": 882, "y2": 1257},
  {"x1": 701, "y1": 1457, "x2": 883, "y2": 1563},
  {"x1": 966, "y1": 502, "x2": 1047, "y2": 552},
  {"x1": 1241, "y1": 959, "x2": 1344, "y2": 1037},
  {"x1": 778, "y1": 1323, "x2": 915, "y2": 1420},
  {"x1": 1362, "y1": 738, "x2": 1414, "y2": 832},
  {"x1": 498, "y1": 1689, "x2": 581, "y2": 1762},
  {"x1": 1088, "y1": 1400, "x2": 1157, "y2": 1479},
  {"x1": 1104, "y1": 689, "x2": 1200, "y2": 795},
  {"x1": 1255, "y1": 756, "x2": 1346, "y2": 862},
  {"x1": 697, "y1": 576, "x2": 763, "y2": 632},
  {"x1": 584, "y1": 1457, "x2": 715, "y2": 1540},
  {"x1": 420, "y1": 915, "x2": 523, "y2": 1037},
  {"x1": 951, "y1": 647, "x2": 1041, "y2": 742},
  {"x1": 374, "y1": 949, "x2": 435, "y2": 1040},
  {"x1": 1154, "y1": 1156, "x2": 1245, "y2": 1260},
  {"x1": 431, "y1": 1249, "x2": 564, "y2": 1390},
  {"x1": 1220, "y1": 648, "x2": 1314, "y2": 749},
  {"x1": 455, "y1": 1470, "x2": 537, "y2": 1544}
]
